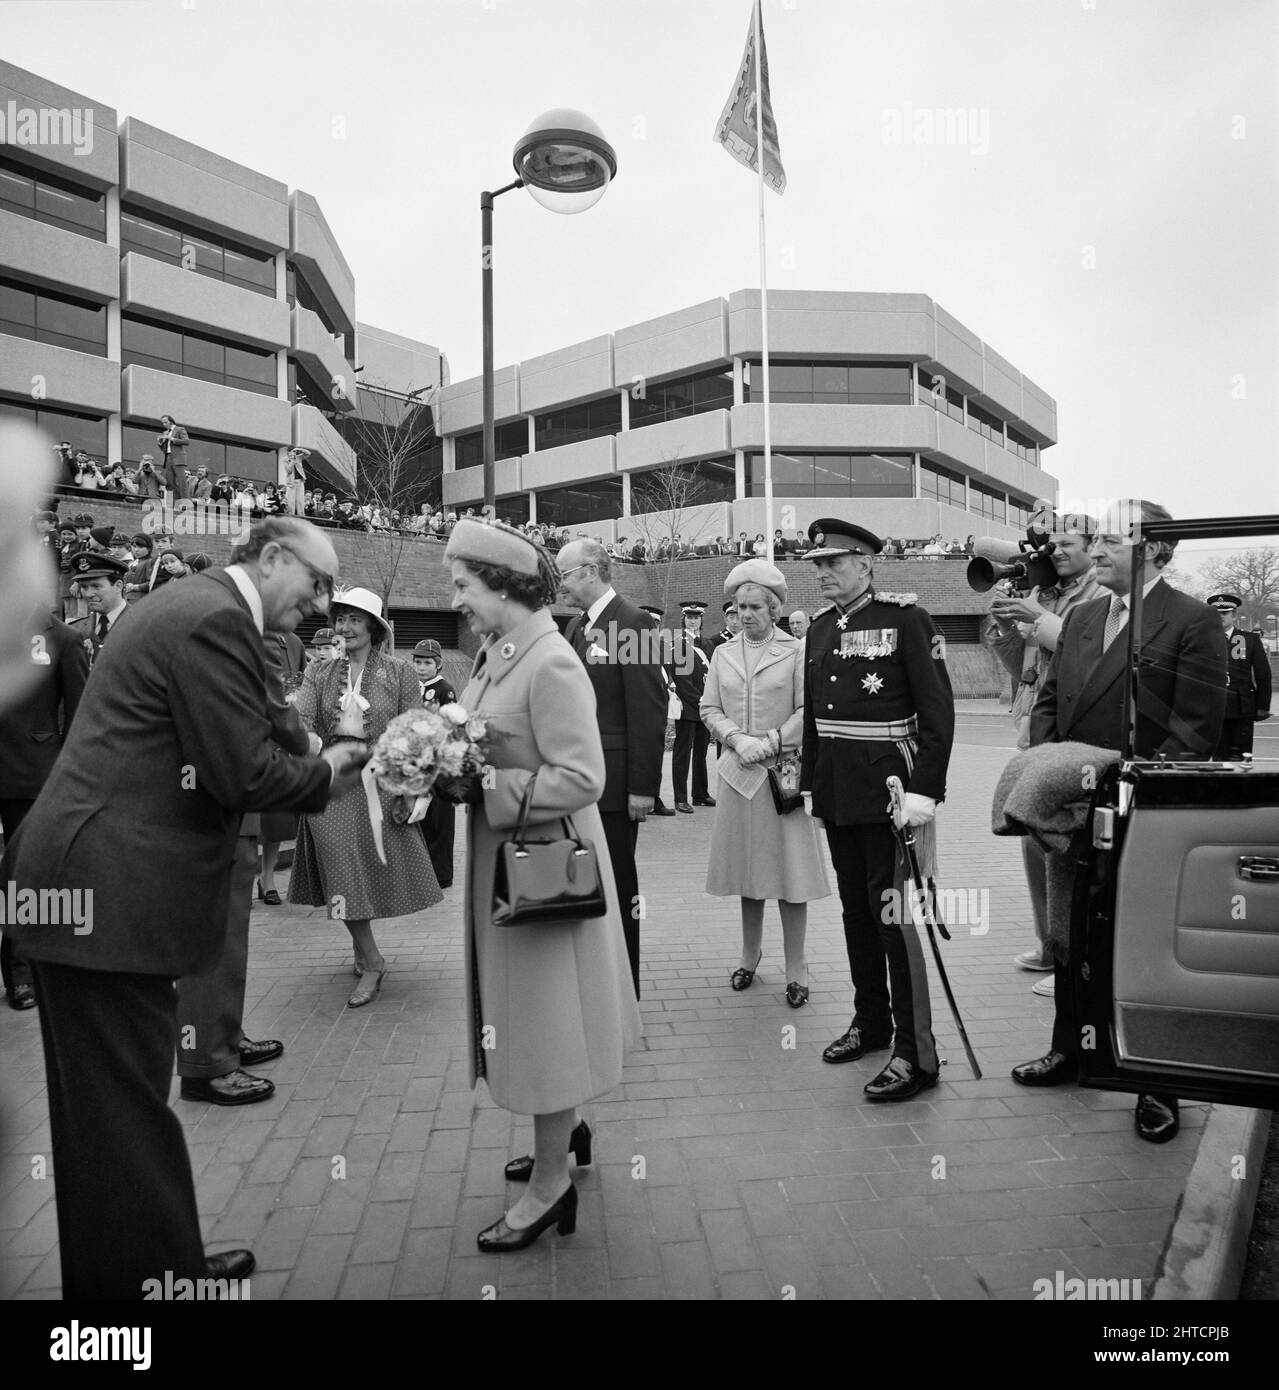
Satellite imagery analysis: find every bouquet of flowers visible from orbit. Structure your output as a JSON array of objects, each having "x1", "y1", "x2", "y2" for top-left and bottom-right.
[{"x1": 371, "y1": 703, "x2": 491, "y2": 805}]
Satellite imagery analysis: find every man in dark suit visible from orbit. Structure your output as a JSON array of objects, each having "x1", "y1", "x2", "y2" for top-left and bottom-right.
[
  {"x1": 638, "y1": 606, "x2": 677, "y2": 816},
  {"x1": 666, "y1": 600, "x2": 715, "y2": 813},
  {"x1": 65, "y1": 550, "x2": 130, "y2": 668},
  {"x1": 0, "y1": 605, "x2": 90, "y2": 1010},
  {"x1": 1205, "y1": 592, "x2": 1272, "y2": 758},
  {"x1": 3, "y1": 517, "x2": 369, "y2": 1298},
  {"x1": 1014, "y1": 500, "x2": 1228, "y2": 1144},
  {"x1": 556, "y1": 540, "x2": 667, "y2": 997}
]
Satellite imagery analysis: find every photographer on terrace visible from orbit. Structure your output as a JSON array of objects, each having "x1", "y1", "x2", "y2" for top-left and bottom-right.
[{"x1": 985, "y1": 515, "x2": 1100, "y2": 984}]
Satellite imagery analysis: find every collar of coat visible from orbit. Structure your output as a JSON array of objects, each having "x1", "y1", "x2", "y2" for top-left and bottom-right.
[
  {"x1": 475, "y1": 607, "x2": 559, "y2": 685},
  {"x1": 715, "y1": 626, "x2": 798, "y2": 679}
]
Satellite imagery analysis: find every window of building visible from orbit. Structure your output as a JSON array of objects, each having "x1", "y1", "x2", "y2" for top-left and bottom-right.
[
  {"x1": 1006, "y1": 424, "x2": 1038, "y2": 464},
  {"x1": 285, "y1": 264, "x2": 350, "y2": 356},
  {"x1": 0, "y1": 399, "x2": 107, "y2": 464},
  {"x1": 1008, "y1": 495, "x2": 1035, "y2": 530},
  {"x1": 120, "y1": 206, "x2": 276, "y2": 297},
  {"x1": 122, "y1": 315, "x2": 277, "y2": 397},
  {"x1": 121, "y1": 422, "x2": 278, "y2": 484},
  {"x1": 0, "y1": 154, "x2": 107, "y2": 241},
  {"x1": 0, "y1": 277, "x2": 107, "y2": 355},
  {"x1": 628, "y1": 367, "x2": 734, "y2": 427},
  {"x1": 535, "y1": 478, "x2": 623, "y2": 528},
  {"x1": 915, "y1": 367, "x2": 965, "y2": 422},
  {"x1": 337, "y1": 388, "x2": 444, "y2": 512},
  {"x1": 967, "y1": 400, "x2": 1005, "y2": 444},
  {"x1": 971, "y1": 479, "x2": 1007, "y2": 522},
  {"x1": 533, "y1": 395, "x2": 622, "y2": 452},
  {"x1": 453, "y1": 421, "x2": 527, "y2": 471},
  {"x1": 920, "y1": 459, "x2": 965, "y2": 509},
  {"x1": 745, "y1": 452, "x2": 913, "y2": 498},
  {"x1": 744, "y1": 360, "x2": 913, "y2": 406},
  {"x1": 289, "y1": 359, "x2": 339, "y2": 421}
]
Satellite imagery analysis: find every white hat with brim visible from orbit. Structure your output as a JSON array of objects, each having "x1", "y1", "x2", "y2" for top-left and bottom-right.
[
  {"x1": 331, "y1": 586, "x2": 392, "y2": 639},
  {"x1": 724, "y1": 559, "x2": 788, "y2": 606}
]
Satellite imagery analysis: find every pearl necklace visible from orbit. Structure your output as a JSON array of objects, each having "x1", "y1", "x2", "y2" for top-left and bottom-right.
[{"x1": 743, "y1": 629, "x2": 773, "y2": 647}]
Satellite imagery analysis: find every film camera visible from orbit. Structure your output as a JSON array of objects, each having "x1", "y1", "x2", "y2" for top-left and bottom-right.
[{"x1": 966, "y1": 526, "x2": 1060, "y2": 595}]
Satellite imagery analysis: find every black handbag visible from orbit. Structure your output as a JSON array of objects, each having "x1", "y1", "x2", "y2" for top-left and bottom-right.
[
  {"x1": 492, "y1": 769, "x2": 608, "y2": 926},
  {"x1": 767, "y1": 752, "x2": 804, "y2": 815}
]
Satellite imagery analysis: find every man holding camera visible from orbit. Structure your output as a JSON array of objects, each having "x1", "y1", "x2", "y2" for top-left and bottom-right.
[{"x1": 986, "y1": 517, "x2": 1101, "y2": 987}]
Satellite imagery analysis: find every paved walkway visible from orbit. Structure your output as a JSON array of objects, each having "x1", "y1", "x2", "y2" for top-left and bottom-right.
[{"x1": 1, "y1": 735, "x2": 1206, "y2": 1300}]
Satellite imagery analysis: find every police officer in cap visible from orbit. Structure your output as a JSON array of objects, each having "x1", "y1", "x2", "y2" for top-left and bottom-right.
[
  {"x1": 638, "y1": 607, "x2": 677, "y2": 815},
  {"x1": 1206, "y1": 593, "x2": 1272, "y2": 758},
  {"x1": 800, "y1": 519, "x2": 955, "y2": 1100},
  {"x1": 667, "y1": 600, "x2": 715, "y2": 812},
  {"x1": 67, "y1": 551, "x2": 131, "y2": 666}
]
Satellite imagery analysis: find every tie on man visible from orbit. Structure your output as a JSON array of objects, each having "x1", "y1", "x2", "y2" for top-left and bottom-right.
[
  {"x1": 96, "y1": 613, "x2": 109, "y2": 644},
  {"x1": 1102, "y1": 595, "x2": 1127, "y2": 652}
]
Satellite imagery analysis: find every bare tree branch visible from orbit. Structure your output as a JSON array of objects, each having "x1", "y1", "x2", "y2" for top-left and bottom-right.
[
  {"x1": 628, "y1": 458, "x2": 720, "y2": 612},
  {"x1": 1199, "y1": 547, "x2": 1279, "y2": 625}
]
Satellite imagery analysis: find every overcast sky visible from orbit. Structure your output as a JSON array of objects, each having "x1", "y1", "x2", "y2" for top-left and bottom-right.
[{"x1": 6, "y1": 0, "x2": 1276, "y2": 562}]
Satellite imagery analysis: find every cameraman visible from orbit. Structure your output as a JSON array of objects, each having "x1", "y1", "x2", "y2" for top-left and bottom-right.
[{"x1": 986, "y1": 517, "x2": 1100, "y2": 983}]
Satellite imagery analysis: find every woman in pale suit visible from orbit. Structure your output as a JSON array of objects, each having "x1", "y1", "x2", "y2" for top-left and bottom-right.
[
  {"x1": 701, "y1": 560, "x2": 830, "y2": 1007},
  {"x1": 439, "y1": 519, "x2": 640, "y2": 1254}
]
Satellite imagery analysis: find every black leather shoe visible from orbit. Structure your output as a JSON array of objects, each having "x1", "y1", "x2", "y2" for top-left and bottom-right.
[
  {"x1": 7, "y1": 984, "x2": 36, "y2": 1011},
  {"x1": 821, "y1": 1024, "x2": 891, "y2": 1064},
  {"x1": 730, "y1": 952, "x2": 762, "y2": 992},
  {"x1": 864, "y1": 1057, "x2": 938, "y2": 1101},
  {"x1": 1011, "y1": 1050, "x2": 1077, "y2": 1087},
  {"x1": 180, "y1": 1070, "x2": 275, "y2": 1106},
  {"x1": 693, "y1": 797, "x2": 717, "y2": 807},
  {"x1": 675, "y1": 802, "x2": 694, "y2": 814},
  {"x1": 1135, "y1": 1094, "x2": 1179, "y2": 1144},
  {"x1": 505, "y1": 1120, "x2": 592, "y2": 1183},
  {"x1": 238, "y1": 1038, "x2": 283, "y2": 1066},
  {"x1": 651, "y1": 805, "x2": 676, "y2": 817},
  {"x1": 205, "y1": 1249, "x2": 255, "y2": 1280},
  {"x1": 477, "y1": 1182, "x2": 577, "y2": 1253},
  {"x1": 785, "y1": 982, "x2": 809, "y2": 1008}
]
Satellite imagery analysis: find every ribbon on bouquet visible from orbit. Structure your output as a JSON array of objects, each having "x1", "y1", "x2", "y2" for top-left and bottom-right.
[{"x1": 361, "y1": 758, "x2": 431, "y2": 866}]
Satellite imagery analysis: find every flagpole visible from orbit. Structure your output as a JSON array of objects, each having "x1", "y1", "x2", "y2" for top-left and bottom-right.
[{"x1": 752, "y1": 0, "x2": 774, "y2": 565}]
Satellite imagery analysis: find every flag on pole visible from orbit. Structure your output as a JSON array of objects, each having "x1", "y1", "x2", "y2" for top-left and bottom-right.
[{"x1": 713, "y1": 3, "x2": 786, "y2": 194}]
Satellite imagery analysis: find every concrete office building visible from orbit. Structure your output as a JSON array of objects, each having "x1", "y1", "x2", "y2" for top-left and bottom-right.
[
  {"x1": 435, "y1": 291, "x2": 1058, "y2": 548},
  {"x1": 0, "y1": 60, "x2": 445, "y2": 497}
]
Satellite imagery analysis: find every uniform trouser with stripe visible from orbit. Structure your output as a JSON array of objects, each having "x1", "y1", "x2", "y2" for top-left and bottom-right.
[{"x1": 824, "y1": 820, "x2": 938, "y2": 1073}]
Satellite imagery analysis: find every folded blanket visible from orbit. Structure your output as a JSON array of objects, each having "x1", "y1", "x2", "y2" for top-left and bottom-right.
[{"x1": 992, "y1": 741, "x2": 1120, "y2": 954}]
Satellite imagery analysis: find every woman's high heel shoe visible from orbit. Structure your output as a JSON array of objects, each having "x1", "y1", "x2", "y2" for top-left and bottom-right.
[
  {"x1": 347, "y1": 967, "x2": 386, "y2": 1008},
  {"x1": 476, "y1": 1182, "x2": 577, "y2": 1253},
  {"x1": 730, "y1": 951, "x2": 763, "y2": 991},
  {"x1": 504, "y1": 1120, "x2": 591, "y2": 1183}
]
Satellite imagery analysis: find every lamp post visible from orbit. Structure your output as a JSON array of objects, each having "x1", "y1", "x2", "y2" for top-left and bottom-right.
[{"x1": 481, "y1": 109, "x2": 617, "y2": 514}]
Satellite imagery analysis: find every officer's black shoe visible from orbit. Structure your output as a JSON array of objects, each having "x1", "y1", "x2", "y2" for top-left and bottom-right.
[
  {"x1": 693, "y1": 797, "x2": 716, "y2": 807},
  {"x1": 651, "y1": 804, "x2": 676, "y2": 817},
  {"x1": 1135, "y1": 1094, "x2": 1179, "y2": 1144},
  {"x1": 1011, "y1": 1050, "x2": 1077, "y2": 1087},
  {"x1": 7, "y1": 984, "x2": 36, "y2": 1011},
  {"x1": 864, "y1": 1057, "x2": 938, "y2": 1102},
  {"x1": 821, "y1": 1024, "x2": 891, "y2": 1064},
  {"x1": 675, "y1": 802, "x2": 694, "y2": 814}
]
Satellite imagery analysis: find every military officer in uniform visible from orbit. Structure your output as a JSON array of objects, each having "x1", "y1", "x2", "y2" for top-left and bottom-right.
[
  {"x1": 66, "y1": 552, "x2": 130, "y2": 667},
  {"x1": 667, "y1": 600, "x2": 715, "y2": 812},
  {"x1": 800, "y1": 519, "x2": 955, "y2": 1100},
  {"x1": 1206, "y1": 593, "x2": 1272, "y2": 758},
  {"x1": 710, "y1": 600, "x2": 740, "y2": 652}
]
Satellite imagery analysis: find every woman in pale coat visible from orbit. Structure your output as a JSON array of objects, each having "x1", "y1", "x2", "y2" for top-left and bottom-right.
[
  {"x1": 701, "y1": 559, "x2": 829, "y2": 1007},
  {"x1": 440, "y1": 519, "x2": 640, "y2": 1254}
]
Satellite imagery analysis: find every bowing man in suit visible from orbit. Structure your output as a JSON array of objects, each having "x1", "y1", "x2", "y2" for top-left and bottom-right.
[
  {"x1": 1014, "y1": 500, "x2": 1227, "y2": 1145},
  {"x1": 1205, "y1": 592, "x2": 1272, "y2": 758},
  {"x1": 555, "y1": 540, "x2": 667, "y2": 997},
  {"x1": 0, "y1": 605, "x2": 90, "y2": 1009},
  {"x1": 3, "y1": 517, "x2": 369, "y2": 1299}
]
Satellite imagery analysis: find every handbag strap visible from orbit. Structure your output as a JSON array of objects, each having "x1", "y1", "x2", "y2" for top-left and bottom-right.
[{"x1": 512, "y1": 768, "x2": 589, "y2": 852}]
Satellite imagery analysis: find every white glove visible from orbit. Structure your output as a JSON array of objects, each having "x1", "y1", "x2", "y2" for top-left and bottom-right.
[
  {"x1": 733, "y1": 735, "x2": 770, "y2": 765},
  {"x1": 892, "y1": 792, "x2": 936, "y2": 828},
  {"x1": 307, "y1": 732, "x2": 323, "y2": 756}
]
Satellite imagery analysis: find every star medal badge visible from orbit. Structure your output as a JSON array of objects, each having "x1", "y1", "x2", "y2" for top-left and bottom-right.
[{"x1": 861, "y1": 671, "x2": 884, "y2": 695}]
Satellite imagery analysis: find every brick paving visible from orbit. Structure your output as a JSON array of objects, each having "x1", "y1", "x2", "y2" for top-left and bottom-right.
[{"x1": 0, "y1": 735, "x2": 1207, "y2": 1300}]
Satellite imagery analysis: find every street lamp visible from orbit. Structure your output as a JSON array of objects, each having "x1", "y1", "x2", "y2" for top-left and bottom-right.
[{"x1": 481, "y1": 109, "x2": 618, "y2": 512}]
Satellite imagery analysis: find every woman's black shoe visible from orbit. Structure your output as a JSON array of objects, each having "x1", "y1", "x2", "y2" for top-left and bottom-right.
[
  {"x1": 785, "y1": 981, "x2": 809, "y2": 1008},
  {"x1": 477, "y1": 1181, "x2": 577, "y2": 1253},
  {"x1": 504, "y1": 1120, "x2": 592, "y2": 1183},
  {"x1": 730, "y1": 952, "x2": 763, "y2": 992}
]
